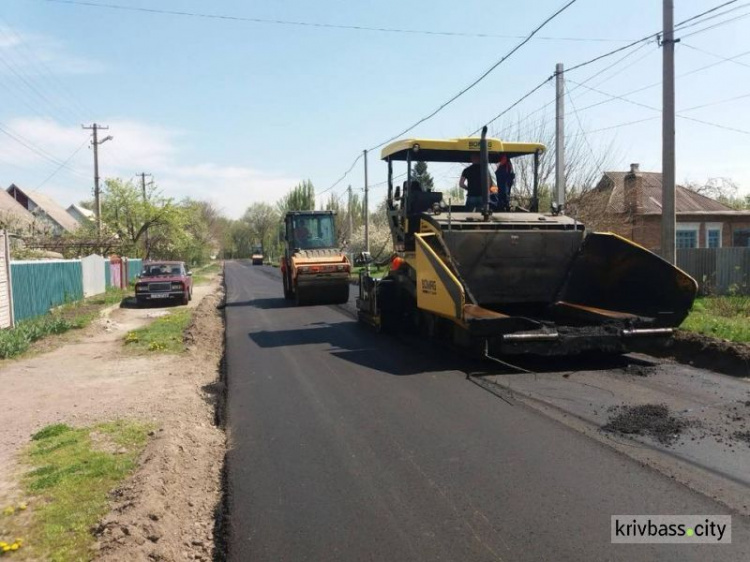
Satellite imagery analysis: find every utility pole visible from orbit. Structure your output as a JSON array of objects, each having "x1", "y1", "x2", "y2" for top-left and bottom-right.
[
  {"x1": 555, "y1": 63, "x2": 565, "y2": 210},
  {"x1": 82, "y1": 123, "x2": 112, "y2": 239},
  {"x1": 661, "y1": 0, "x2": 677, "y2": 264},
  {"x1": 139, "y1": 173, "x2": 152, "y2": 258},
  {"x1": 347, "y1": 185, "x2": 353, "y2": 242},
  {"x1": 363, "y1": 149, "x2": 369, "y2": 255}
]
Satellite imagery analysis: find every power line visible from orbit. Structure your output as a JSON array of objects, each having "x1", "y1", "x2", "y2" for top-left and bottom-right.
[
  {"x1": 681, "y1": 42, "x2": 750, "y2": 70},
  {"x1": 35, "y1": 138, "x2": 89, "y2": 189},
  {"x1": 0, "y1": 121, "x2": 88, "y2": 178},
  {"x1": 679, "y1": 9, "x2": 750, "y2": 40},
  {"x1": 318, "y1": 153, "x2": 363, "y2": 196},
  {"x1": 564, "y1": 0, "x2": 741, "y2": 74},
  {"x1": 568, "y1": 80, "x2": 750, "y2": 136},
  {"x1": 564, "y1": 82, "x2": 605, "y2": 178},
  {"x1": 367, "y1": 0, "x2": 580, "y2": 151},
  {"x1": 38, "y1": 0, "x2": 628, "y2": 43},
  {"x1": 571, "y1": 47, "x2": 750, "y2": 115}
]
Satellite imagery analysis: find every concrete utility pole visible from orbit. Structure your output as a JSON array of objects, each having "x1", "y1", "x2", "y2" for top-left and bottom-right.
[
  {"x1": 363, "y1": 149, "x2": 369, "y2": 254},
  {"x1": 555, "y1": 63, "x2": 565, "y2": 210},
  {"x1": 347, "y1": 185, "x2": 353, "y2": 242},
  {"x1": 140, "y1": 172, "x2": 152, "y2": 256},
  {"x1": 661, "y1": 0, "x2": 677, "y2": 263},
  {"x1": 82, "y1": 123, "x2": 112, "y2": 239}
]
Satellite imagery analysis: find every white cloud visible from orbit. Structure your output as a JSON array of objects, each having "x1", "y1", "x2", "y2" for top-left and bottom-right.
[
  {"x1": 0, "y1": 25, "x2": 105, "y2": 75},
  {"x1": 0, "y1": 117, "x2": 298, "y2": 219}
]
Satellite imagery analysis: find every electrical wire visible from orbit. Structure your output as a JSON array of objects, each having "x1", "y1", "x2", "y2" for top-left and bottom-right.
[
  {"x1": 367, "y1": 0, "x2": 580, "y2": 151},
  {"x1": 568, "y1": 80, "x2": 750, "y2": 136},
  {"x1": 681, "y1": 42, "x2": 750, "y2": 70},
  {"x1": 35, "y1": 138, "x2": 89, "y2": 189},
  {"x1": 38, "y1": 0, "x2": 627, "y2": 43},
  {"x1": 0, "y1": 122, "x2": 89, "y2": 178}
]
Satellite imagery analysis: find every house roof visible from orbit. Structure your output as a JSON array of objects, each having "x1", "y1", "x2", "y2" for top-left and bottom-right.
[
  {"x1": 596, "y1": 170, "x2": 735, "y2": 215},
  {"x1": 8, "y1": 185, "x2": 80, "y2": 232},
  {"x1": 67, "y1": 203, "x2": 94, "y2": 219},
  {"x1": 0, "y1": 189, "x2": 36, "y2": 228}
]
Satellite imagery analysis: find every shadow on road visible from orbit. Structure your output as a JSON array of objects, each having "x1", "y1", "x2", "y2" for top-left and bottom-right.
[
  {"x1": 120, "y1": 296, "x2": 182, "y2": 309},
  {"x1": 225, "y1": 297, "x2": 289, "y2": 309},
  {"x1": 248, "y1": 321, "x2": 468, "y2": 376}
]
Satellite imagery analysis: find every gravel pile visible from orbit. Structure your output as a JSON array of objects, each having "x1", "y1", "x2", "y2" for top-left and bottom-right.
[{"x1": 603, "y1": 404, "x2": 687, "y2": 445}]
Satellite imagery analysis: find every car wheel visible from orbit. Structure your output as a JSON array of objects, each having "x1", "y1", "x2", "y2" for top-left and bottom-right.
[{"x1": 181, "y1": 292, "x2": 189, "y2": 306}]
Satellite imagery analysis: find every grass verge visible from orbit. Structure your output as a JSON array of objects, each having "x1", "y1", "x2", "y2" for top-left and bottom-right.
[
  {"x1": 1, "y1": 421, "x2": 151, "y2": 561},
  {"x1": 0, "y1": 288, "x2": 131, "y2": 360},
  {"x1": 191, "y1": 262, "x2": 222, "y2": 285},
  {"x1": 350, "y1": 264, "x2": 389, "y2": 280},
  {"x1": 681, "y1": 296, "x2": 750, "y2": 343},
  {"x1": 124, "y1": 308, "x2": 192, "y2": 353}
]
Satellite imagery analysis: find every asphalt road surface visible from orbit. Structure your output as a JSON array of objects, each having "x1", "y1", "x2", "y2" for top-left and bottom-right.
[{"x1": 224, "y1": 261, "x2": 750, "y2": 561}]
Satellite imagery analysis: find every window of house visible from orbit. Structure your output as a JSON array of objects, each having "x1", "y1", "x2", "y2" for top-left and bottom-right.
[
  {"x1": 676, "y1": 230, "x2": 697, "y2": 249},
  {"x1": 705, "y1": 223, "x2": 722, "y2": 249},
  {"x1": 734, "y1": 229, "x2": 750, "y2": 247},
  {"x1": 676, "y1": 224, "x2": 699, "y2": 249}
]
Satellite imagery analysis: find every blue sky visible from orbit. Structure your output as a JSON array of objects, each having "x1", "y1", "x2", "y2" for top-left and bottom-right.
[{"x1": 1, "y1": 0, "x2": 748, "y2": 217}]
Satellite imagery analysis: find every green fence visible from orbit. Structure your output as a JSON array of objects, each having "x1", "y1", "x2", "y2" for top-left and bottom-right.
[
  {"x1": 11, "y1": 260, "x2": 84, "y2": 322},
  {"x1": 127, "y1": 259, "x2": 142, "y2": 283},
  {"x1": 104, "y1": 261, "x2": 111, "y2": 288}
]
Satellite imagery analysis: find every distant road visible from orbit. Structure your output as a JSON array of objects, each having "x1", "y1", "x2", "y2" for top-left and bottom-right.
[{"x1": 224, "y1": 261, "x2": 750, "y2": 561}]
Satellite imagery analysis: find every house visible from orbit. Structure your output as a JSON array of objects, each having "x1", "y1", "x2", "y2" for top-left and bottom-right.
[
  {"x1": 0, "y1": 189, "x2": 37, "y2": 233},
  {"x1": 67, "y1": 203, "x2": 94, "y2": 224},
  {"x1": 7, "y1": 184, "x2": 80, "y2": 235},
  {"x1": 570, "y1": 164, "x2": 750, "y2": 250}
]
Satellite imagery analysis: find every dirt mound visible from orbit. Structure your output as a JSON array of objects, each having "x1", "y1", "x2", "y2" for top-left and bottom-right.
[
  {"x1": 95, "y1": 284, "x2": 226, "y2": 562},
  {"x1": 633, "y1": 331, "x2": 750, "y2": 378},
  {"x1": 603, "y1": 404, "x2": 687, "y2": 445}
]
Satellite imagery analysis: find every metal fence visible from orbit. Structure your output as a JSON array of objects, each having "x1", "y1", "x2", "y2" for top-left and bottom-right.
[
  {"x1": 11, "y1": 260, "x2": 84, "y2": 322},
  {"x1": 677, "y1": 248, "x2": 750, "y2": 295}
]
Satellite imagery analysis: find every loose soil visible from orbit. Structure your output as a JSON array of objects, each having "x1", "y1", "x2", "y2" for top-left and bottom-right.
[
  {"x1": 633, "y1": 330, "x2": 750, "y2": 378},
  {"x1": 603, "y1": 403, "x2": 688, "y2": 445},
  {"x1": 0, "y1": 276, "x2": 226, "y2": 562}
]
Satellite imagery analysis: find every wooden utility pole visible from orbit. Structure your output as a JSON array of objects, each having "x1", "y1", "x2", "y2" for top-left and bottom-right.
[
  {"x1": 661, "y1": 0, "x2": 677, "y2": 263},
  {"x1": 347, "y1": 184, "x2": 353, "y2": 242},
  {"x1": 82, "y1": 123, "x2": 111, "y2": 239},
  {"x1": 140, "y1": 173, "x2": 152, "y2": 258},
  {"x1": 555, "y1": 63, "x2": 565, "y2": 210},
  {"x1": 363, "y1": 150, "x2": 369, "y2": 254}
]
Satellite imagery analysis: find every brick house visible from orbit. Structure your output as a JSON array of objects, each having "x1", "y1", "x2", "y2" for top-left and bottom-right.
[{"x1": 570, "y1": 164, "x2": 750, "y2": 251}]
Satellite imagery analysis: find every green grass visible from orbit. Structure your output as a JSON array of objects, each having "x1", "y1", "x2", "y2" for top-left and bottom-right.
[
  {"x1": 350, "y1": 264, "x2": 389, "y2": 280},
  {"x1": 681, "y1": 295, "x2": 750, "y2": 343},
  {"x1": 9, "y1": 421, "x2": 152, "y2": 561},
  {"x1": 0, "y1": 288, "x2": 131, "y2": 360},
  {"x1": 124, "y1": 308, "x2": 192, "y2": 353},
  {"x1": 191, "y1": 262, "x2": 222, "y2": 285}
]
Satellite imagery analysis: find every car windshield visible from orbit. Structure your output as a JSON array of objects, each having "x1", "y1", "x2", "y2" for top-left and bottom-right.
[
  {"x1": 141, "y1": 264, "x2": 182, "y2": 277},
  {"x1": 292, "y1": 214, "x2": 336, "y2": 250}
]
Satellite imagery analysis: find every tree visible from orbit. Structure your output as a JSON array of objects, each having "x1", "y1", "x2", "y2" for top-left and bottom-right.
[
  {"x1": 277, "y1": 180, "x2": 315, "y2": 214},
  {"x1": 242, "y1": 202, "x2": 279, "y2": 260},
  {"x1": 496, "y1": 115, "x2": 617, "y2": 210},
  {"x1": 413, "y1": 161, "x2": 434, "y2": 191},
  {"x1": 685, "y1": 177, "x2": 750, "y2": 210}
]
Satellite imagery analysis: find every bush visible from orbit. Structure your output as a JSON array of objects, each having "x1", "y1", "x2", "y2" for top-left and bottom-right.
[{"x1": 0, "y1": 314, "x2": 74, "y2": 359}]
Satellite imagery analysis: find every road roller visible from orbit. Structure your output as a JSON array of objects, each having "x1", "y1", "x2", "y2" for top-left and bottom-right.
[{"x1": 280, "y1": 210, "x2": 351, "y2": 305}]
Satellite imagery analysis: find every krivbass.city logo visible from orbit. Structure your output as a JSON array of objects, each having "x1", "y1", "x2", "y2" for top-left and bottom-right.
[{"x1": 611, "y1": 515, "x2": 732, "y2": 544}]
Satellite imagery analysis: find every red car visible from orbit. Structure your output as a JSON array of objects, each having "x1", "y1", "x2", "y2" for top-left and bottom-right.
[{"x1": 135, "y1": 261, "x2": 193, "y2": 306}]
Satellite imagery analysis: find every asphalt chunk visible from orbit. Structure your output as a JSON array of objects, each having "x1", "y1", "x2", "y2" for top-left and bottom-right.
[{"x1": 603, "y1": 404, "x2": 686, "y2": 445}]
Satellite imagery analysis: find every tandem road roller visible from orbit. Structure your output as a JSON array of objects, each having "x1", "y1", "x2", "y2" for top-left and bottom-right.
[
  {"x1": 356, "y1": 130, "x2": 698, "y2": 356},
  {"x1": 281, "y1": 210, "x2": 351, "y2": 306}
]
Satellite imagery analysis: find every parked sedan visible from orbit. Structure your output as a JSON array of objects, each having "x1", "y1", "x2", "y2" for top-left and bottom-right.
[{"x1": 135, "y1": 261, "x2": 193, "y2": 306}]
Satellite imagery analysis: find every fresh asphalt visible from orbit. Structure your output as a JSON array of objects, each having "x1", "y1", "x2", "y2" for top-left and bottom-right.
[{"x1": 224, "y1": 261, "x2": 750, "y2": 561}]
